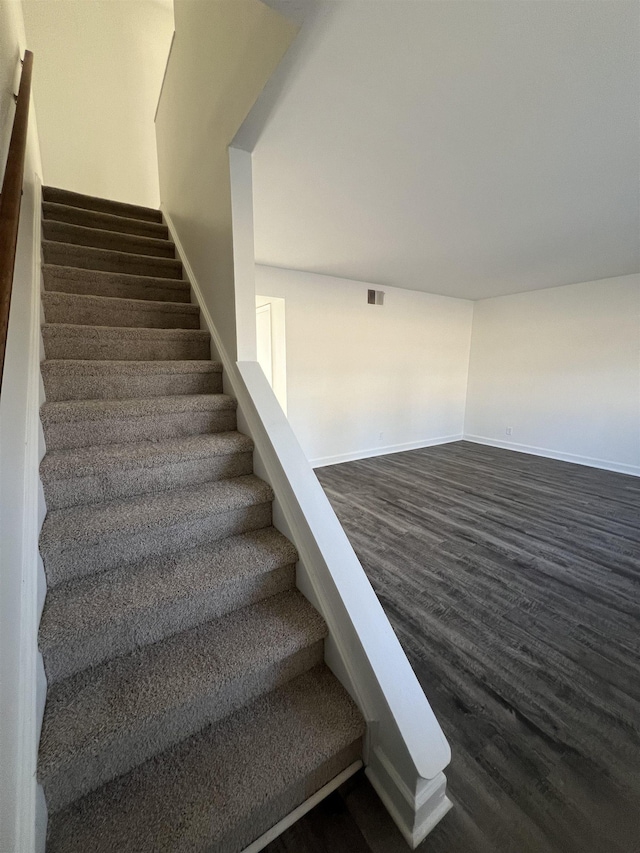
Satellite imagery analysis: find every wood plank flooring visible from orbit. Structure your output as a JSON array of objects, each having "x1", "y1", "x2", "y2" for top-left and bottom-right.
[{"x1": 265, "y1": 441, "x2": 640, "y2": 853}]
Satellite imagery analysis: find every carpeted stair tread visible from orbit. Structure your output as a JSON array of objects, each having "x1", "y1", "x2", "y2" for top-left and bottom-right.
[
  {"x1": 43, "y1": 265, "x2": 191, "y2": 303},
  {"x1": 45, "y1": 666, "x2": 365, "y2": 853},
  {"x1": 39, "y1": 475, "x2": 274, "y2": 585},
  {"x1": 40, "y1": 474, "x2": 271, "y2": 544},
  {"x1": 43, "y1": 220, "x2": 176, "y2": 259},
  {"x1": 42, "y1": 392, "x2": 234, "y2": 423},
  {"x1": 40, "y1": 432, "x2": 254, "y2": 508},
  {"x1": 43, "y1": 241, "x2": 183, "y2": 279},
  {"x1": 42, "y1": 323, "x2": 210, "y2": 361},
  {"x1": 41, "y1": 432, "x2": 250, "y2": 481},
  {"x1": 42, "y1": 359, "x2": 221, "y2": 378},
  {"x1": 43, "y1": 201, "x2": 169, "y2": 239},
  {"x1": 39, "y1": 590, "x2": 326, "y2": 812},
  {"x1": 37, "y1": 187, "x2": 364, "y2": 849},
  {"x1": 42, "y1": 291, "x2": 200, "y2": 330},
  {"x1": 40, "y1": 393, "x2": 237, "y2": 451},
  {"x1": 43, "y1": 186, "x2": 163, "y2": 223},
  {"x1": 39, "y1": 527, "x2": 298, "y2": 683},
  {"x1": 41, "y1": 359, "x2": 223, "y2": 401}
]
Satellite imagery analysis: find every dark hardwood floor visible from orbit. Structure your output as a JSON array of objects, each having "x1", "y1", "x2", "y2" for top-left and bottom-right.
[{"x1": 265, "y1": 441, "x2": 640, "y2": 853}]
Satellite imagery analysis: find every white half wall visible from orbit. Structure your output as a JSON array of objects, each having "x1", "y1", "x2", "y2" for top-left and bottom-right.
[
  {"x1": 22, "y1": 0, "x2": 174, "y2": 207},
  {"x1": 254, "y1": 265, "x2": 473, "y2": 466},
  {"x1": 464, "y1": 275, "x2": 640, "y2": 475},
  {"x1": 155, "y1": 0, "x2": 296, "y2": 359},
  {"x1": 0, "y1": 5, "x2": 46, "y2": 850}
]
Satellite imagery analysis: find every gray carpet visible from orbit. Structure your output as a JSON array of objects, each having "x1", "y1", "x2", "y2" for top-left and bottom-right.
[
  {"x1": 43, "y1": 219, "x2": 177, "y2": 258},
  {"x1": 41, "y1": 393, "x2": 238, "y2": 449},
  {"x1": 43, "y1": 241, "x2": 183, "y2": 278},
  {"x1": 42, "y1": 322, "x2": 211, "y2": 360},
  {"x1": 43, "y1": 264, "x2": 191, "y2": 302},
  {"x1": 41, "y1": 359, "x2": 223, "y2": 401},
  {"x1": 42, "y1": 291, "x2": 201, "y2": 329},
  {"x1": 41, "y1": 431, "x2": 254, "y2": 508},
  {"x1": 42, "y1": 200, "x2": 169, "y2": 238},
  {"x1": 38, "y1": 186, "x2": 364, "y2": 852}
]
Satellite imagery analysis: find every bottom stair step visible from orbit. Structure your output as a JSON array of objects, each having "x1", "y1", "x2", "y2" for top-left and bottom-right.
[
  {"x1": 40, "y1": 590, "x2": 328, "y2": 812},
  {"x1": 46, "y1": 665, "x2": 365, "y2": 853}
]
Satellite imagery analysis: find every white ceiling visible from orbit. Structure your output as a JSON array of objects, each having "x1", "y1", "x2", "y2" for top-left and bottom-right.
[{"x1": 252, "y1": 1, "x2": 640, "y2": 299}]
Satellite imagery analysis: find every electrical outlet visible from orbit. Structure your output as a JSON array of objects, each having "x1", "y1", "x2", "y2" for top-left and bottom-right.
[
  {"x1": 506, "y1": 427, "x2": 512, "y2": 436},
  {"x1": 379, "y1": 431, "x2": 384, "y2": 440}
]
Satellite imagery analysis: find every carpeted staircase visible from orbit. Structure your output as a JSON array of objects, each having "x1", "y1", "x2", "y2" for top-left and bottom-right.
[{"x1": 37, "y1": 187, "x2": 364, "y2": 853}]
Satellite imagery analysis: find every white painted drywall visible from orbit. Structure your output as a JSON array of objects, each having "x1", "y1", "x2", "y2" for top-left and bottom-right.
[
  {"x1": 0, "y1": 4, "x2": 46, "y2": 850},
  {"x1": 255, "y1": 265, "x2": 473, "y2": 466},
  {"x1": 464, "y1": 275, "x2": 640, "y2": 474},
  {"x1": 22, "y1": 0, "x2": 174, "y2": 207},
  {"x1": 251, "y1": 1, "x2": 639, "y2": 299},
  {"x1": 155, "y1": 0, "x2": 296, "y2": 358}
]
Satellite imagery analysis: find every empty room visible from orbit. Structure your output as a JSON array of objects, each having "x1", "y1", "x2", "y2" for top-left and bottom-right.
[
  {"x1": 249, "y1": 2, "x2": 640, "y2": 851},
  {"x1": 0, "y1": 2, "x2": 638, "y2": 853}
]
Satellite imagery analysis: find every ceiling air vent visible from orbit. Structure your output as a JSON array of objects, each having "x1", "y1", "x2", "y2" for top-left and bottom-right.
[{"x1": 367, "y1": 289, "x2": 384, "y2": 305}]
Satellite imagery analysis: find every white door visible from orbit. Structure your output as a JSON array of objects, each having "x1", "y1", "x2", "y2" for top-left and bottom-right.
[{"x1": 255, "y1": 302, "x2": 273, "y2": 386}]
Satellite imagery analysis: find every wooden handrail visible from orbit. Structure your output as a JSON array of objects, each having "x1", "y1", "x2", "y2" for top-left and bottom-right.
[{"x1": 0, "y1": 49, "x2": 34, "y2": 392}]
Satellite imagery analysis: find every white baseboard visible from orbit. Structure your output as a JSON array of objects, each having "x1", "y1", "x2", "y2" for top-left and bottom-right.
[
  {"x1": 464, "y1": 434, "x2": 640, "y2": 477},
  {"x1": 311, "y1": 434, "x2": 464, "y2": 468},
  {"x1": 241, "y1": 761, "x2": 362, "y2": 853}
]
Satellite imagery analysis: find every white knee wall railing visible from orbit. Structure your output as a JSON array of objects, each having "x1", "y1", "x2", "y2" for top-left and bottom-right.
[{"x1": 164, "y1": 167, "x2": 453, "y2": 844}]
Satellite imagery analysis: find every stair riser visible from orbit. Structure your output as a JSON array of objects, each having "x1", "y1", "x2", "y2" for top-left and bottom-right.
[
  {"x1": 41, "y1": 502, "x2": 272, "y2": 586},
  {"x1": 42, "y1": 409, "x2": 237, "y2": 451},
  {"x1": 42, "y1": 370, "x2": 222, "y2": 402},
  {"x1": 43, "y1": 242, "x2": 182, "y2": 279},
  {"x1": 43, "y1": 203, "x2": 169, "y2": 239},
  {"x1": 43, "y1": 297, "x2": 200, "y2": 331},
  {"x1": 43, "y1": 332, "x2": 210, "y2": 361},
  {"x1": 43, "y1": 267, "x2": 190, "y2": 304},
  {"x1": 43, "y1": 221, "x2": 175, "y2": 259},
  {"x1": 220, "y1": 740, "x2": 364, "y2": 853},
  {"x1": 43, "y1": 451, "x2": 254, "y2": 510},
  {"x1": 43, "y1": 563, "x2": 296, "y2": 684},
  {"x1": 43, "y1": 641, "x2": 323, "y2": 813},
  {"x1": 43, "y1": 187, "x2": 163, "y2": 223}
]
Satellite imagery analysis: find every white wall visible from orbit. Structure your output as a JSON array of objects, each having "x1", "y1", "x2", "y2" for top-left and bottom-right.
[
  {"x1": 0, "y1": 3, "x2": 46, "y2": 850},
  {"x1": 255, "y1": 265, "x2": 473, "y2": 466},
  {"x1": 22, "y1": 0, "x2": 174, "y2": 207},
  {"x1": 465, "y1": 275, "x2": 640, "y2": 475},
  {"x1": 155, "y1": 0, "x2": 296, "y2": 358}
]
